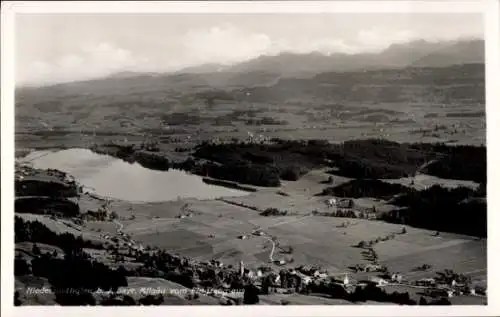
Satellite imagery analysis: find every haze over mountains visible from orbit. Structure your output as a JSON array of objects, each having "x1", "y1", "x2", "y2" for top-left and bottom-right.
[
  {"x1": 181, "y1": 38, "x2": 484, "y2": 76},
  {"x1": 18, "y1": 38, "x2": 483, "y2": 90}
]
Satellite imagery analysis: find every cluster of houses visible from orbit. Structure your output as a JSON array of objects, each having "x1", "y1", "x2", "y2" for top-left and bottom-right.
[
  {"x1": 98, "y1": 204, "x2": 484, "y2": 303},
  {"x1": 322, "y1": 197, "x2": 378, "y2": 220},
  {"x1": 415, "y1": 277, "x2": 487, "y2": 298}
]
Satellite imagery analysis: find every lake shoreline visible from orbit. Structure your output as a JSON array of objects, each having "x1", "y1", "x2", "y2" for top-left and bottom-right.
[{"x1": 17, "y1": 148, "x2": 251, "y2": 203}]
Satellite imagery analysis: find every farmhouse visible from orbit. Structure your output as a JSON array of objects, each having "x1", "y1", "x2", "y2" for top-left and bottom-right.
[
  {"x1": 416, "y1": 278, "x2": 436, "y2": 287},
  {"x1": 246, "y1": 270, "x2": 256, "y2": 279},
  {"x1": 252, "y1": 230, "x2": 265, "y2": 236},
  {"x1": 370, "y1": 276, "x2": 388, "y2": 287},
  {"x1": 296, "y1": 272, "x2": 312, "y2": 285},
  {"x1": 274, "y1": 259, "x2": 287, "y2": 266},
  {"x1": 325, "y1": 198, "x2": 337, "y2": 208},
  {"x1": 313, "y1": 271, "x2": 329, "y2": 279},
  {"x1": 343, "y1": 274, "x2": 350, "y2": 286},
  {"x1": 390, "y1": 273, "x2": 403, "y2": 283},
  {"x1": 360, "y1": 263, "x2": 383, "y2": 272},
  {"x1": 425, "y1": 288, "x2": 454, "y2": 298}
]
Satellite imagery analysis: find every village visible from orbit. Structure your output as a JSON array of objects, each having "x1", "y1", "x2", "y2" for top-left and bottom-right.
[{"x1": 91, "y1": 193, "x2": 485, "y2": 305}]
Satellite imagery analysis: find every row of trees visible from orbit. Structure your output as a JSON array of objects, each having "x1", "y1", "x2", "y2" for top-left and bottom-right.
[
  {"x1": 15, "y1": 217, "x2": 104, "y2": 251},
  {"x1": 15, "y1": 197, "x2": 80, "y2": 217},
  {"x1": 15, "y1": 179, "x2": 78, "y2": 198},
  {"x1": 91, "y1": 138, "x2": 485, "y2": 187},
  {"x1": 15, "y1": 217, "x2": 128, "y2": 305},
  {"x1": 321, "y1": 179, "x2": 406, "y2": 199},
  {"x1": 307, "y1": 280, "x2": 417, "y2": 305},
  {"x1": 260, "y1": 208, "x2": 288, "y2": 216},
  {"x1": 381, "y1": 185, "x2": 487, "y2": 237}
]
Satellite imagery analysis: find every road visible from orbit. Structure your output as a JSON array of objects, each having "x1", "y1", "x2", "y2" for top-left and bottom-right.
[{"x1": 265, "y1": 236, "x2": 276, "y2": 262}]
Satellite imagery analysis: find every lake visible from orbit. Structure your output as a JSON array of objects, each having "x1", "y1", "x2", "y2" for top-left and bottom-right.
[{"x1": 18, "y1": 148, "x2": 250, "y2": 202}]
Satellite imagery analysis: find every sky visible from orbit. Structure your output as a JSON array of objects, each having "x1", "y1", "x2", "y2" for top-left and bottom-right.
[{"x1": 15, "y1": 13, "x2": 484, "y2": 86}]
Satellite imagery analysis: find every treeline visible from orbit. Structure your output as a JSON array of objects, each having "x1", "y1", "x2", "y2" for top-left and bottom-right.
[
  {"x1": 15, "y1": 216, "x2": 104, "y2": 251},
  {"x1": 308, "y1": 279, "x2": 452, "y2": 305},
  {"x1": 192, "y1": 138, "x2": 486, "y2": 187},
  {"x1": 307, "y1": 281, "x2": 416, "y2": 305},
  {"x1": 193, "y1": 161, "x2": 281, "y2": 187},
  {"x1": 30, "y1": 253, "x2": 128, "y2": 305},
  {"x1": 15, "y1": 217, "x2": 126, "y2": 305},
  {"x1": 15, "y1": 179, "x2": 78, "y2": 197},
  {"x1": 91, "y1": 144, "x2": 170, "y2": 171},
  {"x1": 321, "y1": 179, "x2": 407, "y2": 200},
  {"x1": 260, "y1": 208, "x2": 288, "y2": 216},
  {"x1": 15, "y1": 197, "x2": 80, "y2": 217},
  {"x1": 330, "y1": 139, "x2": 434, "y2": 179},
  {"x1": 244, "y1": 117, "x2": 288, "y2": 126},
  {"x1": 320, "y1": 178, "x2": 486, "y2": 236},
  {"x1": 381, "y1": 185, "x2": 487, "y2": 237},
  {"x1": 422, "y1": 150, "x2": 486, "y2": 183},
  {"x1": 90, "y1": 139, "x2": 485, "y2": 188}
]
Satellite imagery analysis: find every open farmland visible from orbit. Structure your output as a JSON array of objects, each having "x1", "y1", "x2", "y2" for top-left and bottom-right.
[
  {"x1": 106, "y1": 186, "x2": 486, "y2": 284},
  {"x1": 12, "y1": 17, "x2": 487, "y2": 307}
]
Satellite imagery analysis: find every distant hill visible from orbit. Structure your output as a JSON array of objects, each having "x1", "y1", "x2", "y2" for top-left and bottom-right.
[
  {"x1": 15, "y1": 38, "x2": 484, "y2": 122},
  {"x1": 226, "y1": 39, "x2": 484, "y2": 76},
  {"x1": 410, "y1": 39, "x2": 484, "y2": 67},
  {"x1": 175, "y1": 63, "x2": 231, "y2": 74},
  {"x1": 17, "y1": 38, "x2": 483, "y2": 91}
]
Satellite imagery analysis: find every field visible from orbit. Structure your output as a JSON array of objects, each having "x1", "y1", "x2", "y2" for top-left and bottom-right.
[
  {"x1": 79, "y1": 171, "x2": 486, "y2": 292},
  {"x1": 13, "y1": 62, "x2": 487, "y2": 305}
]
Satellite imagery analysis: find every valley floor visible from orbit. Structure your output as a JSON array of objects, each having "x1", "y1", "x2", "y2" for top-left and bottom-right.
[{"x1": 14, "y1": 157, "x2": 487, "y2": 305}]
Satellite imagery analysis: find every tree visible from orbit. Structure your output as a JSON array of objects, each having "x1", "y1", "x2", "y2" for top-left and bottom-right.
[
  {"x1": 32, "y1": 243, "x2": 41, "y2": 255},
  {"x1": 15, "y1": 258, "x2": 31, "y2": 276},
  {"x1": 419, "y1": 296, "x2": 428, "y2": 305},
  {"x1": 138, "y1": 294, "x2": 164, "y2": 305},
  {"x1": 357, "y1": 240, "x2": 367, "y2": 248},
  {"x1": 109, "y1": 211, "x2": 118, "y2": 220},
  {"x1": 243, "y1": 284, "x2": 260, "y2": 304},
  {"x1": 14, "y1": 291, "x2": 22, "y2": 306},
  {"x1": 261, "y1": 276, "x2": 271, "y2": 295},
  {"x1": 348, "y1": 199, "x2": 354, "y2": 208},
  {"x1": 122, "y1": 295, "x2": 136, "y2": 305}
]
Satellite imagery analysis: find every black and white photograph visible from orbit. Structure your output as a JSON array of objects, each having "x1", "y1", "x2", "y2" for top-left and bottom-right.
[{"x1": 2, "y1": 0, "x2": 499, "y2": 314}]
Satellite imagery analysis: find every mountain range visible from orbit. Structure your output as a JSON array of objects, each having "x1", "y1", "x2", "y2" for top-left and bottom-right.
[
  {"x1": 176, "y1": 38, "x2": 484, "y2": 77},
  {"x1": 16, "y1": 38, "x2": 484, "y2": 97}
]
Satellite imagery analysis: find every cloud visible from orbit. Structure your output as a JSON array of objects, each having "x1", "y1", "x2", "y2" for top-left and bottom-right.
[
  {"x1": 355, "y1": 28, "x2": 419, "y2": 52},
  {"x1": 17, "y1": 42, "x2": 148, "y2": 86},
  {"x1": 179, "y1": 24, "x2": 362, "y2": 61},
  {"x1": 15, "y1": 19, "x2": 483, "y2": 86},
  {"x1": 181, "y1": 24, "x2": 274, "y2": 65}
]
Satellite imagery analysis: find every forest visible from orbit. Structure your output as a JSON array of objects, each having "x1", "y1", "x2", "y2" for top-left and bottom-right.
[{"x1": 192, "y1": 138, "x2": 486, "y2": 186}]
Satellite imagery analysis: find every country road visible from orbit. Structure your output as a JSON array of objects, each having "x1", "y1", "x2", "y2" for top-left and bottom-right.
[{"x1": 265, "y1": 236, "x2": 276, "y2": 262}]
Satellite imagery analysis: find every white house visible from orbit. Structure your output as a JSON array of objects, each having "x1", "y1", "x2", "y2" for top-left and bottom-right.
[
  {"x1": 325, "y1": 198, "x2": 337, "y2": 208},
  {"x1": 343, "y1": 274, "x2": 350, "y2": 286},
  {"x1": 391, "y1": 273, "x2": 403, "y2": 283},
  {"x1": 239, "y1": 261, "x2": 245, "y2": 277},
  {"x1": 296, "y1": 273, "x2": 312, "y2": 285},
  {"x1": 370, "y1": 277, "x2": 388, "y2": 287},
  {"x1": 416, "y1": 278, "x2": 436, "y2": 287},
  {"x1": 247, "y1": 270, "x2": 255, "y2": 279}
]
